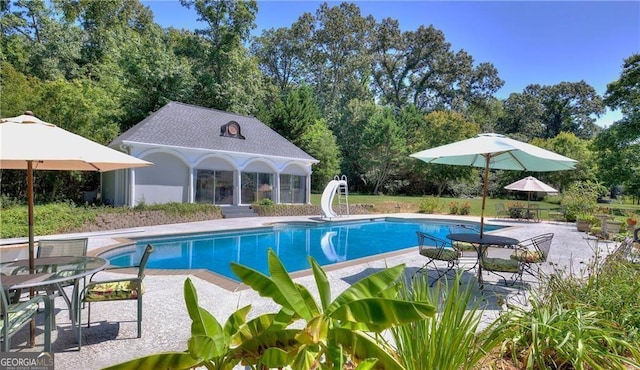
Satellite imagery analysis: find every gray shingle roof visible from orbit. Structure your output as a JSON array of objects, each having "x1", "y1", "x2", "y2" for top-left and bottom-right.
[{"x1": 110, "y1": 101, "x2": 317, "y2": 162}]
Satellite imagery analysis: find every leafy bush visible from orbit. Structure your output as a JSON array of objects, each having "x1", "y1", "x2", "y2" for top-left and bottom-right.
[
  {"x1": 448, "y1": 201, "x2": 459, "y2": 215},
  {"x1": 255, "y1": 198, "x2": 274, "y2": 206},
  {"x1": 419, "y1": 196, "x2": 441, "y2": 214},
  {"x1": 492, "y1": 294, "x2": 639, "y2": 369},
  {"x1": 458, "y1": 201, "x2": 471, "y2": 215},
  {"x1": 562, "y1": 181, "x2": 607, "y2": 221},
  {"x1": 506, "y1": 201, "x2": 525, "y2": 219},
  {"x1": 448, "y1": 201, "x2": 471, "y2": 215},
  {"x1": 541, "y1": 246, "x2": 640, "y2": 343},
  {"x1": 543, "y1": 193, "x2": 563, "y2": 205},
  {"x1": 0, "y1": 202, "x2": 220, "y2": 238},
  {"x1": 132, "y1": 201, "x2": 218, "y2": 215},
  {"x1": 1, "y1": 202, "x2": 101, "y2": 238}
]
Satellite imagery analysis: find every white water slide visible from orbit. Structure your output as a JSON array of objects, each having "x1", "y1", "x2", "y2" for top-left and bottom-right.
[{"x1": 320, "y1": 179, "x2": 347, "y2": 218}]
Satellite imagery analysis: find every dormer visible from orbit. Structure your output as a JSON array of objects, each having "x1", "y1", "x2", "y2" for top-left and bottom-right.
[{"x1": 220, "y1": 121, "x2": 245, "y2": 139}]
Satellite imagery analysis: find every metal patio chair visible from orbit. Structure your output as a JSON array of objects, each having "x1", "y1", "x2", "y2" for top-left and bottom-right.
[
  {"x1": 413, "y1": 232, "x2": 461, "y2": 286},
  {"x1": 77, "y1": 244, "x2": 154, "y2": 349}
]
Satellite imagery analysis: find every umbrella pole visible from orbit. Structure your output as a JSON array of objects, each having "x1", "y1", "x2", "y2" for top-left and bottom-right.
[
  {"x1": 27, "y1": 161, "x2": 36, "y2": 347},
  {"x1": 480, "y1": 157, "x2": 490, "y2": 238}
]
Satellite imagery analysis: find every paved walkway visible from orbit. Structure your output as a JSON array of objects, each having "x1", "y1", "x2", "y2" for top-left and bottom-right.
[{"x1": 1, "y1": 214, "x2": 620, "y2": 369}]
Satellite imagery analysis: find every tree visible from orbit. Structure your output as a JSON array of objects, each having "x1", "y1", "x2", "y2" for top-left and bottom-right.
[
  {"x1": 0, "y1": 61, "x2": 42, "y2": 115},
  {"x1": 604, "y1": 53, "x2": 640, "y2": 140},
  {"x1": 335, "y1": 100, "x2": 408, "y2": 194},
  {"x1": 409, "y1": 111, "x2": 480, "y2": 196},
  {"x1": 596, "y1": 54, "x2": 640, "y2": 202},
  {"x1": 299, "y1": 119, "x2": 342, "y2": 192},
  {"x1": 531, "y1": 132, "x2": 595, "y2": 192},
  {"x1": 498, "y1": 82, "x2": 604, "y2": 140},
  {"x1": 179, "y1": 0, "x2": 263, "y2": 114},
  {"x1": 264, "y1": 86, "x2": 320, "y2": 146},
  {"x1": 361, "y1": 106, "x2": 405, "y2": 195},
  {"x1": 1, "y1": 0, "x2": 83, "y2": 80},
  {"x1": 300, "y1": 3, "x2": 376, "y2": 122},
  {"x1": 495, "y1": 92, "x2": 544, "y2": 140},
  {"x1": 370, "y1": 20, "x2": 503, "y2": 114},
  {"x1": 251, "y1": 24, "x2": 311, "y2": 93}
]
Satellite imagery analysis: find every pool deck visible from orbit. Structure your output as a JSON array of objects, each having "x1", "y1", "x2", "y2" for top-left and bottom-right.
[{"x1": 0, "y1": 213, "x2": 621, "y2": 369}]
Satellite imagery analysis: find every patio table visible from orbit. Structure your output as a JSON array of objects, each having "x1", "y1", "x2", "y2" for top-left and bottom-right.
[
  {"x1": 446, "y1": 233, "x2": 519, "y2": 286},
  {"x1": 1, "y1": 256, "x2": 109, "y2": 346}
]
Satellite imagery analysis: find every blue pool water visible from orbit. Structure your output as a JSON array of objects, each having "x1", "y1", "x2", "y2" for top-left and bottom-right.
[{"x1": 103, "y1": 218, "x2": 502, "y2": 282}]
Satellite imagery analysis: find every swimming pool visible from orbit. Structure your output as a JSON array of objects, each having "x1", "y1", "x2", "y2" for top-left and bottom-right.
[{"x1": 103, "y1": 218, "x2": 502, "y2": 282}]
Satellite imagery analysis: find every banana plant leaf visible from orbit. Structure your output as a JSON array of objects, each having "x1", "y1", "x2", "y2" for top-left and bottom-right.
[
  {"x1": 102, "y1": 352, "x2": 202, "y2": 370},
  {"x1": 330, "y1": 298, "x2": 435, "y2": 331},
  {"x1": 327, "y1": 328, "x2": 405, "y2": 370},
  {"x1": 326, "y1": 264, "x2": 406, "y2": 314}
]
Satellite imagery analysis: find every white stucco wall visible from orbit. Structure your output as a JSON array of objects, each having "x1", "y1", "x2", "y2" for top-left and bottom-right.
[{"x1": 135, "y1": 151, "x2": 189, "y2": 205}]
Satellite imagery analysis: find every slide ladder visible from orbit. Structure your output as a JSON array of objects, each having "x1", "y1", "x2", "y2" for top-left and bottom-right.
[{"x1": 320, "y1": 175, "x2": 349, "y2": 219}]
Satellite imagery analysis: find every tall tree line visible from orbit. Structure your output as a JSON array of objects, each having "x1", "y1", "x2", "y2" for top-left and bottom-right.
[{"x1": 1, "y1": 0, "x2": 635, "y2": 204}]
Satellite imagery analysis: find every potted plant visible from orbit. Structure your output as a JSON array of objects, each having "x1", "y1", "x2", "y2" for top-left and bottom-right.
[
  {"x1": 624, "y1": 210, "x2": 638, "y2": 226},
  {"x1": 576, "y1": 213, "x2": 596, "y2": 232},
  {"x1": 604, "y1": 219, "x2": 624, "y2": 236}
]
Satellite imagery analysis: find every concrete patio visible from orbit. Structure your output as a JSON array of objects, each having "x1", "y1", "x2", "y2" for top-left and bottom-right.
[{"x1": 1, "y1": 214, "x2": 620, "y2": 369}]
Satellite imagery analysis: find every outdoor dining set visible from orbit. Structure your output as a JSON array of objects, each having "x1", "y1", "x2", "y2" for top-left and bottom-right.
[
  {"x1": 0, "y1": 238, "x2": 154, "y2": 352},
  {"x1": 413, "y1": 224, "x2": 554, "y2": 289}
]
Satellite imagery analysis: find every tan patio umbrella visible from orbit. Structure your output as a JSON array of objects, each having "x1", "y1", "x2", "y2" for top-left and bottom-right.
[
  {"x1": 1, "y1": 112, "x2": 152, "y2": 270},
  {"x1": 1, "y1": 112, "x2": 152, "y2": 343},
  {"x1": 504, "y1": 176, "x2": 558, "y2": 208},
  {"x1": 410, "y1": 133, "x2": 576, "y2": 237}
]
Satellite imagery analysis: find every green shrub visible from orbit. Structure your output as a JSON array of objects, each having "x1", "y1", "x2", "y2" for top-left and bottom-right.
[
  {"x1": 419, "y1": 197, "x2": 441, "y2": 214},
  {"x1": 132, "y1": 201, "x2": 218, "y2": 215},
  {"x1": 543, "y1": 193, "x2": 563, "y2": 204},
  {"x1": 0, "y1": 202, "x2": 220, "y2": 238},
  {"x1": 541, "y1": 247, "x2": 640, "y2": 343},
  {"x1": 562, "y1": 181, "x2": 607, "y2": 221},
  {"x1": 448, "y1": 201, "x2": 459, "y2": 215},
  {"x1": 458, "y1": 201, "x2": 471, "y2": 215},
  {"x1": 255, "y1": 198, "x2": 274, "y2": 206},
  {"x1": 492, "y1": 294, "x2": 639, "y2": 369}
]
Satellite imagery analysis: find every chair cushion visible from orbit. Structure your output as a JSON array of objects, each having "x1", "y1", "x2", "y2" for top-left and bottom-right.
[
  {"x1": 453, "y1": 241, "x2": 475, "y2": 252},
  {"x1": 481, "y1": 257, "x2": 520, "y2": 273},
  {"x1": 84, "y1": 280, "x2": 143, "y2": 302},
  {"x1": 510, "y1": 250, "x2": 543, "y2": 263},
  {"x1": 420, "y1": 247, "x2": 458, "y2": 261},
  {"x1": 0, "y1": 302, "x2": 39, "y2": 335}
]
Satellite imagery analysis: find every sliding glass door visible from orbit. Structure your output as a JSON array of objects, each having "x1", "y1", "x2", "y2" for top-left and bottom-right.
[{"x1": 196, "y1": 170, "x2": 233, "y2": 205}]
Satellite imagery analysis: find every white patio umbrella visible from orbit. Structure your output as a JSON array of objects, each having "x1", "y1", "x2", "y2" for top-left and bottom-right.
[
  {"x1": 0, "y1": 112, "x2": 152, "y2": 273},
  {"x1": 504, "y1": 176, "x2": 558, "y2": 208},
  {"x1": 410, "y1": 133, "x2": 577, "y2": 237}
]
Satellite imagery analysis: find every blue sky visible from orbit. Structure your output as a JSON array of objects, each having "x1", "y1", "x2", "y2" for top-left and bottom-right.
[{"x1": 142, "y1": 1, "x2": 640, "y2": 127}]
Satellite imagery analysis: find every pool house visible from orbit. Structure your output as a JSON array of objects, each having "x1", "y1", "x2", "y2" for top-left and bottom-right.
[{"x1": 102, "y1": 101, "x2": 318, "y2": 207}]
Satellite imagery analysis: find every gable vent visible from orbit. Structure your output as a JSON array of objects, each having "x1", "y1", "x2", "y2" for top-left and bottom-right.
[{"x1": 220, "y1": 121, "x2": 245, "y2": 139}]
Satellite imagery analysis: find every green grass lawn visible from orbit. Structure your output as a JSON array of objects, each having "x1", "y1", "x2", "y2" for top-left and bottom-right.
[{"x1": 310, "y1": 193, "x2": 562, "y2": 217}]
